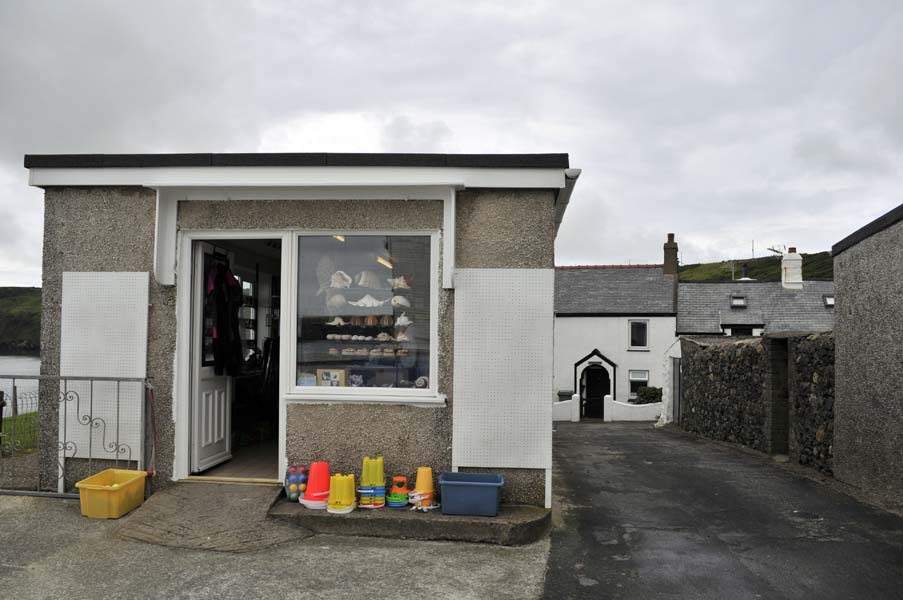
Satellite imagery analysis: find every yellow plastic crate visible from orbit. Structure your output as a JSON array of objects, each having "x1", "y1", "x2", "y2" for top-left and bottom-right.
[{"x1": 75, "y1": 468, "x2": 147, "y2": 519}]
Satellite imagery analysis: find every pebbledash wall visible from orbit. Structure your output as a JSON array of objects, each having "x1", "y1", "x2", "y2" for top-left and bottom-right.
[
  {"x1": 40, "y1": 186, "x2": 555, "y2": 505},
  {"x1": 679, "y1": 333, "x2": 835, "y2": 472},
  {"x1": 833, "y1": 202, "x2": 903, "y2": 508}
]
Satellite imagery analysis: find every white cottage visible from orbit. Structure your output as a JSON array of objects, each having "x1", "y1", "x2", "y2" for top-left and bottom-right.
[{"x1": 554, "y1": 234, "x2": 679, "y2": 421}]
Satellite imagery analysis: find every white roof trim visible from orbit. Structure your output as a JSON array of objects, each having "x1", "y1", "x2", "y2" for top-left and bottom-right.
[{"x1": 28, "y1": 166, "x2": 567, "y2": 189}]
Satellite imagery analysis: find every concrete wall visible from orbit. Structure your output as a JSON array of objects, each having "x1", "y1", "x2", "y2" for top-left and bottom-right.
[
  {"x1": 603, "y1": 396, "x2": 663, "y2": 422},
  {"x1": 788, "y1": 332, "x2": 835, "y2": 474},
  {"x1": 40, "y1": 187, "x2": 555, "y2": 504},
  {"x1": 834, "y1": 218, "x2": 903, "y2": 508},
  {"x1": 554, "y1": 315, "x2": 676, "y2": 410}
]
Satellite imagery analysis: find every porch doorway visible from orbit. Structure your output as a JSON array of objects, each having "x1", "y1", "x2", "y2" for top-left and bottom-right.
[
  {"x1": 190, "y1": 238, "x2": 281, "y2": 480},
  {"x1": 581, "y1": 364, "x2": 610, "y2": 419}
]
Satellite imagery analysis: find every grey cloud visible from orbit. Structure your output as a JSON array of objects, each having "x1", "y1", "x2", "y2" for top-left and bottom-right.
[
  {"x1": 2, "y1": 0, "x2": 903, "y2": 285},
  {"x1": 794, "y1": 131, "x2": 892, "y2": 175},
  {"x1": 381, "y1": 116, "x2": 452, "y2": 153}
]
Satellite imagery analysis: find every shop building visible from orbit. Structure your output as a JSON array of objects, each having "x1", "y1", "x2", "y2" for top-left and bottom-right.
[{"x1": 27, "y1": 152, "x2": 581, "y2": 507}]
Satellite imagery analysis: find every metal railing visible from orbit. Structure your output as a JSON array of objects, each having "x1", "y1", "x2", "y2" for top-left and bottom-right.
[{"x1": 0, "y1": 375, "x2": 149, "y2": 496}]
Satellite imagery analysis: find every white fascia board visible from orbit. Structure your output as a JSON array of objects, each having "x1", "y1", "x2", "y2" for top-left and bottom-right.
[
  {"x1": 159, "y1": 185, "x2": 454, "y2": 201},
  {"x1": 28, "y1": 166, "x2": 566, "y2": 189}
]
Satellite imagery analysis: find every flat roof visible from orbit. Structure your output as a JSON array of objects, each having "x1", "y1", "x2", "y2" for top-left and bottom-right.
[
  {"x1": 832, "y1": 201, "x2": 903, "y2": 256},
  {"x1": 24, "y1": 152, "x2": 569, "y2": 170}
]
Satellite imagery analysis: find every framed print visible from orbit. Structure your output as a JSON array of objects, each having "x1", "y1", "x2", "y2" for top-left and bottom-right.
[{"x1": 317, "y1": 368, "x2": 347, "y2": 387}]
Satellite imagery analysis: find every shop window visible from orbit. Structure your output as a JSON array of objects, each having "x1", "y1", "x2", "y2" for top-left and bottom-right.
[
  {"x1": 628, "y1": 320, "x2": 648, "y2": 350},
  {"x1": 295, "y1": 235, "x2": 431, "y2": 390},
  {"x1": 628, "y1": 370, "x2": 649, "y2": 399}
]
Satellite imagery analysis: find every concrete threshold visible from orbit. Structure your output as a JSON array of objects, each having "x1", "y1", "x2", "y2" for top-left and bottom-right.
[{"x1": 268, "y1": 499, "x2": 550, "y2": 546}]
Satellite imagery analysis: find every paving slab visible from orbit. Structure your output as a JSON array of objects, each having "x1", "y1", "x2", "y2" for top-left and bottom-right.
[
  {"x1": 270, "y1": 498, "x2": 550, "y2": 545},
  {"x1": 0, "y1": 494, "x2": 549, "y2": 600},
  {"x1": 116, "y1": 480, "x2": 310, "y2": 552}
]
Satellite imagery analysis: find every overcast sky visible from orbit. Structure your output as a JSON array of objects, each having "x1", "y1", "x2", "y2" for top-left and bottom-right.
[{"x1": 2, "y1": 1, "x2": 902, "y2": 286}]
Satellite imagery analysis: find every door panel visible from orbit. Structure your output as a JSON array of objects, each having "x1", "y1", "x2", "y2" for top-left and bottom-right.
[{"x1": 191, "y1": 242, "x2": 232, "y2": 473}]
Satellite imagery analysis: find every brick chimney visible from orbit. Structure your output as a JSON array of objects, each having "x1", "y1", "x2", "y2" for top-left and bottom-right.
[
  {"x1": 781, "y1": 246, "x2": 803, "y2": 289},
  {"x1": 663, "y1": 233, "x2": 679, "y2": 279}
]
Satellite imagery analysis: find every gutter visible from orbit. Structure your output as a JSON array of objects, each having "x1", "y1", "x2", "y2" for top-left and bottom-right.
[{"x1": 554, "y1": 168, "x2": 582, "y2": 233}]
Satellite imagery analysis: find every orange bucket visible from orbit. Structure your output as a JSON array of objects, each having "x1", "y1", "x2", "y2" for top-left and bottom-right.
[{"x1": 410, "y1": 466, "x2": 436, "y2": 510}]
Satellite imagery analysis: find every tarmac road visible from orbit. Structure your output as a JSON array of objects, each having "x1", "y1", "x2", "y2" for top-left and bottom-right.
[{"x1": 544, "y1": 421, "x2": 903, "y2": 599}]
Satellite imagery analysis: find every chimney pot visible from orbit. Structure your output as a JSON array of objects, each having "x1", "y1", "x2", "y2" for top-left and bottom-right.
[
  {"x1": 781, "y1": 247, "x2": 803, "y2": 289},
  {"x1": 663, "y1": 233, "x2": 679, "y2": 278}
]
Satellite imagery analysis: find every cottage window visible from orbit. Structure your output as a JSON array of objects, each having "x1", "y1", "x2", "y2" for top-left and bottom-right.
[
  {"x1": 824, "y1": 295, "x2": 835, "y2": 307},
  {"x1": 726, "y1": 326, "x2": 754, "y2": 336},
  {"x1": 730, "y1": 295, "x2": 747, "y2": 308},
  {"x1": 628, "y1": 320, "x2": 648, "y2": 350},
  {"x1": 628, "y1": 370, "x2": 649, "y2": 399},
  {"x1": 294, "y1": 234, "x2": 433, "y2": 393}
]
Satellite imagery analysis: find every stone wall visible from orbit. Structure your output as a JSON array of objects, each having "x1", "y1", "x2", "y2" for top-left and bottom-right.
[
  {"x1": 834, "y1": 213, "x2": 903, "y2": 509},
  {"x1": 679, "y1": 337, "x2": 770, "y2": 452},
  {"x1": 788, "y1": 333, "x2": 835, "y2": 473},
  {"x1": 680, "y1": 333, "x2": 836, "y2": 468}
]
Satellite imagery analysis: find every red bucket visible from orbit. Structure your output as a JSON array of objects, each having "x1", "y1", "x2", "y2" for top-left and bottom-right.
[{"x1": 300, "y1": 461, "x2": 330, "y2": 509}]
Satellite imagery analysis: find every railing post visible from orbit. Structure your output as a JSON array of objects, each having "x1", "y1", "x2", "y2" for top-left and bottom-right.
[
  {"x1": 0, "y1": 390, "x2": 5, "y2": 444},
  {"x1": 11, "y1": 384, "x2": 17, "y2": 418}
]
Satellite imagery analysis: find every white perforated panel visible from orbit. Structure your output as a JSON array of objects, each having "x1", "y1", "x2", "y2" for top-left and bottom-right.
[
  {"x1": 452, "y1": 268, "x2": 554, "y2": 469},
  {"x1": 59, "y1": 272, "x2": 149, "y2": 463}
]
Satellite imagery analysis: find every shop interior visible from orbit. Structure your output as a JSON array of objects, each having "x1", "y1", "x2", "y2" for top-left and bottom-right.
[{"x1": 194, "y1": 238, "x2": 281, "y2": 479}]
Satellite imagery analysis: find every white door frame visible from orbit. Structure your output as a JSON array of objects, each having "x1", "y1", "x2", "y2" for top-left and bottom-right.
[{"x1": 173, "y1": 229, "x2": 293, "y2": 481}]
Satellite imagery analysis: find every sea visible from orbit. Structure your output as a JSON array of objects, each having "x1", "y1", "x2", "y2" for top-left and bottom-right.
[{"x1": 0, "y1": 355, "x2": 40, "y2": 417}]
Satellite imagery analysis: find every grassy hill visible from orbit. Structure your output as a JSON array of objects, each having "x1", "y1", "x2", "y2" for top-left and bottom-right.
[
  {"x1": 0, "y1": 287, "x2": 41, "y2": 355},
  {"x1": 679, "y1": 251, "x2": 833, "y2": 282}
]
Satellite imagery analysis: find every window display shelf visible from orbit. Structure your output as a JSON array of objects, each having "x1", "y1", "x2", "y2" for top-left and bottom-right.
[{"x1": 296, "y1": 234, "x2": 431, "y2": 390}]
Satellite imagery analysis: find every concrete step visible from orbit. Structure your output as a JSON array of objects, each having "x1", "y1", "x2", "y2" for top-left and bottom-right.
[{"x1": 268, "y1": 499, "x2": 550, "y2": 546}]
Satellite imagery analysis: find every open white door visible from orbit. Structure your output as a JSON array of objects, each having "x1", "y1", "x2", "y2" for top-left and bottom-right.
[{"x1": 190, "y1": 242, "x2": 232, "y2": 472}]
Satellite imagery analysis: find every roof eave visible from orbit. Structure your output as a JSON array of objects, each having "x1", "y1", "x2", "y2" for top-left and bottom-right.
[{"x1": 554, "y1": 168, "x2": 581, "y2": 235}]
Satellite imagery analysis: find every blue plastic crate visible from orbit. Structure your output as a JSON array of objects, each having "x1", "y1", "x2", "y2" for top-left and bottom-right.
[{"x1": 439, "y1": 472, "x2": 504, "y2": 517}]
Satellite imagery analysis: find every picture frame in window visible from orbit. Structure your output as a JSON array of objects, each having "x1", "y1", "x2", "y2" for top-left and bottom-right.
[{"x1": 316, "y1": 368, "x2": 347, "y2": 387}]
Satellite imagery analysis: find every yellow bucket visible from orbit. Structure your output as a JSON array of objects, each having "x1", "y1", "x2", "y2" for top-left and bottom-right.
[
  {"x1": 75, "y1": 469, "x2": 147, "y2": 519},
  {"x1": 327, "y1": 473, "x2": 356, "y2": 514}
]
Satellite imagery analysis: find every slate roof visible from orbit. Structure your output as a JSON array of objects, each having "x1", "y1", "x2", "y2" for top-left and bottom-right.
[
  {"x1": 677, "y1": 281, "x2": 835, "y2": 334},
  {"x1": 23, "y1": 153, "x2": 569, "y2": 169},
  {"x1": 555, "y1": 266, "x2": 676, "y2": 315}
]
